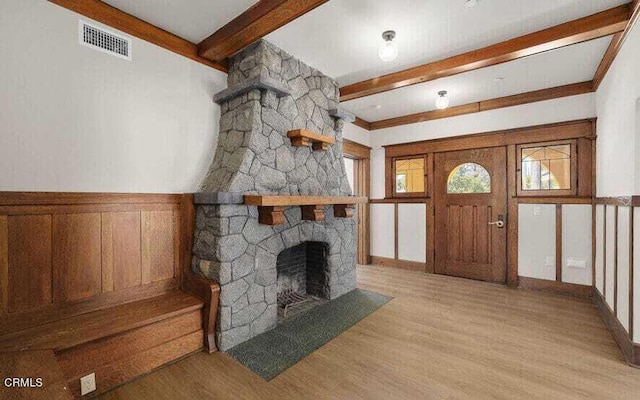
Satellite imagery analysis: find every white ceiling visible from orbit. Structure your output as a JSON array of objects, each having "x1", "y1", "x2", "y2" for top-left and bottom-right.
[
  {"x1": 102, "y1": 0, "x2": 256, "y2": 43},
  {"x1": 100, "y1": 0, "x2": 623, "y2": 123},
  {"x1": 266, "y1": 0, "x2": 626, "y2": 85},
  {"x1": 341, "y1": 36, "x2": 612, "y2": 121}
]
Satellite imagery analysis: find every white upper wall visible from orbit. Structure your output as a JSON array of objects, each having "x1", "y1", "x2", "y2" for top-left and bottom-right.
[
  {"x1": 595, "y1": 22, "x2": 640, "y2": 196},
  {"x1": 342, "y1": 122, "x2": 371, "y2": 147},
  {"x1": 368, "y1": 94, "x2": 596, "y2": 149},
  {"x1": 0, "y1": 1, "x2": 227, "y2": 193}
]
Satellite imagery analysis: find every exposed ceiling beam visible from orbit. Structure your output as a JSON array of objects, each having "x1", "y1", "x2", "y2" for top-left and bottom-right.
[
  {"x1": 48, "y1": 0, "x2": 227, "y2": 72},
  {"x1": 593, "y1": 33, "x2": 625, "y2": 90},
  {"x1": 368, "y1": 82, "x2": 594, "y2": 131},
  {"x1": 340, "y1": 4, "x2": 631, "y2": 102},
  {"x1": 593, "y1": 1, "x2": 640, "y2": 90},
  {"x1": 352, "y1": 117, "x2": 372, "y2": 131},
  {"x1": 198, "y1": 0, "x2": 329, "y2": 62}
]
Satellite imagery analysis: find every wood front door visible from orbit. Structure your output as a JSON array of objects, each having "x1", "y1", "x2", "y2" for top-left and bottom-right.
[{"x1": 434, "y1": 147, "x2": 507, "y2": 283}]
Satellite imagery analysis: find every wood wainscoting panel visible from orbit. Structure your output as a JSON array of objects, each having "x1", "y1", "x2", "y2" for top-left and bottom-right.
[
  {"x1": 103, "y1": 212, "x2": 143, "y2": 291},
  {"x1": 595, "y1": 205, "x2": 606, "y2": 294},
  {"x1": 142, "y1": 211, "x2": 177, "y2": 283},
  {"x1": 605, "y1": 206, "x2": 617, "y2": 309},
  {"x1": 101, "y1": 213, "x2": 114, "y2": 293},
  {"x1": 0, "y1": 216, "x2": 8, "y2": 313},
  {"x1": 629, "y1": 207, "x2": 640, "y2": 342},
  {"x1": 507, "y1": 145, "x2": 519, "y2": 287},
  {"x1": 53, "y1": 213, "x2": 102, "y2": 303},
  {"x1": 617, "y1": 207, "x2": 632, "y2": 331},
  {"x1": 7, "y1": 215, "x2": 53, "y2": 313}
]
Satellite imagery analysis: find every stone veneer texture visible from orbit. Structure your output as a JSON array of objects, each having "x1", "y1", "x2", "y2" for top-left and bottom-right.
[{"x1": 193, "y1": 40, "x2": 357, "y2": 350}]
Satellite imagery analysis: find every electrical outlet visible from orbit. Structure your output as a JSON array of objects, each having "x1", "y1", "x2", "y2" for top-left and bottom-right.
[
  {"x1": 567, "y1": 258, "x2": 587, "y2": 269},
  {"x1": 533, "y1": 206, "x2": 542, "y2": 216},
  {"x1": 545, "y1": 256, "x2": 554, "y2": 267},
  {"x1": 80, "y1": 373, "x2": 96, "y2": 396}
]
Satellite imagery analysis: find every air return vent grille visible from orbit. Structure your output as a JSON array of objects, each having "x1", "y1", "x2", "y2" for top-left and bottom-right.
[{"x1": 79, "y1": 20, "x2": 131, "y2": 60}]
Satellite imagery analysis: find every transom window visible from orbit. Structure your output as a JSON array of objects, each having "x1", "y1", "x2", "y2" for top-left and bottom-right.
[
  {"x1": 447, "y1": 163, "x2": 491, "y2": 194},
  {"x1": 394, "y1": 157, "x2": 426, "y2": 196}
]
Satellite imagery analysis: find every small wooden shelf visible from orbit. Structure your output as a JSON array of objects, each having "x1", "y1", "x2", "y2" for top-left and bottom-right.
[
  {"x1": 244, "y1": 195, "x2": 367, "y2": 226},
  {"x1": 287, "y1": 129, "x2": 336, "y2": 150}
]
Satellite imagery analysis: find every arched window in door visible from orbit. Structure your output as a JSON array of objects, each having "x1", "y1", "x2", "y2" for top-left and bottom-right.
[{"x1": 447, "y1": 163, "x2": 491, "y2": 194}]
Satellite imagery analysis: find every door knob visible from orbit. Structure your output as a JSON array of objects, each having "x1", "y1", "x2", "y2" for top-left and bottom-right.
[{"x1": 488, "y1": 214, "x2": 505, "y2": 228}]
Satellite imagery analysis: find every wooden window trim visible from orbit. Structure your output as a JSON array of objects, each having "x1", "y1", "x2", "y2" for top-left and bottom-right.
[
  {"x1": 384, "y1": 119, "x2": 594, "y2": 158},
  {"x1": 388, "y1": 154, "x2": 429, "y2": 199},
  {"x1": 516, "y1": 140, "x2": 577, "y2": 197},
  {"x1": 342, "y1": 138, "x2": 371, "y2": 160}
]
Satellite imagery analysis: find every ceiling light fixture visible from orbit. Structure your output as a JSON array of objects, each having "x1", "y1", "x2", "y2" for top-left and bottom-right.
[
  {"x1": 436, "y1": 91, "x2": 450, "y2": 110},
  {"x1": 378, "y1": 30, "x2": 398, "y2": 62}
]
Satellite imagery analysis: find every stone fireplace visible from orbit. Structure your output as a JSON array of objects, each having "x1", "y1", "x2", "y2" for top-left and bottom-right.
[{"x1": 192, "y1": 40, "x2": 358, "y2": 350}]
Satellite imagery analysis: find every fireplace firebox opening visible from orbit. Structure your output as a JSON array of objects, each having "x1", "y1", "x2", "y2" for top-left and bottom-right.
[{"x1": 276, "y1": 242, "x2": 329, "y2": 323}]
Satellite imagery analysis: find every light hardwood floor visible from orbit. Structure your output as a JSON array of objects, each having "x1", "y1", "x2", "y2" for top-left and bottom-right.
[{"x1": 101, "y1": 265, "x2": 640, "y2": 400}]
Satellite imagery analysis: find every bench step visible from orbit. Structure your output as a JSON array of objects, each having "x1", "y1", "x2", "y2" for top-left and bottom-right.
[
  {"x1": 65, "y1": 330, "x2": 203, "y2": 398},
  {"x1": 0, "y1": 291, "x2": 205, "y2": 398},
  {"x1": 0, "y1": 292, "x2": 203, "y2": 352},
  {"x1": 56, "y1": 310, "x2": 202, "y2": 379}
]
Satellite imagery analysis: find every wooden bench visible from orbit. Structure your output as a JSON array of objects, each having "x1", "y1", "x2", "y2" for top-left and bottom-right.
[{"x1": 0, "y1": 193, "x2": 218, "y2": 398}]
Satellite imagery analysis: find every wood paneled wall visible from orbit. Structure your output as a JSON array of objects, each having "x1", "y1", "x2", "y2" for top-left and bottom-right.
[
  {"x1": 593, "y1": 197, "x2": 639, "y2": 366},
  {"x1": 0, "y1": 193, "x2": 182, "y2": 317}
]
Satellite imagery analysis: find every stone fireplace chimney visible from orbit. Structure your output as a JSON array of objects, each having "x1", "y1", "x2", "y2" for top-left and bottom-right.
[{"x1": 192, "y1": 40, "x2": 358, "y2": 350}]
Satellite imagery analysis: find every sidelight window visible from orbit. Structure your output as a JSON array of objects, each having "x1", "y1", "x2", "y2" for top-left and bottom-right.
[
  {"x1": 517, "y1": 140, "x2": 576, "y2": 196},
  {"x1": 393, "y1": 156, "x2": 426, "y2": 197}
]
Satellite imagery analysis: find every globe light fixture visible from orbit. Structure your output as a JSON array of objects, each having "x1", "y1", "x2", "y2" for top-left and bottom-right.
[
  {"x1": 436, "y1": 91, "x2": 450, "y2": 110},
  {"x1": 378, "y1": 30, "x2": 398, "y2": 62}
]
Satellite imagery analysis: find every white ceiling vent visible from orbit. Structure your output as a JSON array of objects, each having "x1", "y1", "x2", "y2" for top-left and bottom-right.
[{"x1": 79, "y1": 20, "x2": 131, "y2": 61}]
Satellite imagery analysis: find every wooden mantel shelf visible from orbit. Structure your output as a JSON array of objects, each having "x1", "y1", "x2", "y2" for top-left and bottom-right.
[
  {"x1": 244, "y1": 195, "x2": 368, "y2": 225},
  {"x1": 244, "y1": 195, "x2": 367, "y2": 206},
  {"x1": 287, "y1": 129, "x2": 336, "y2": 150}
]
